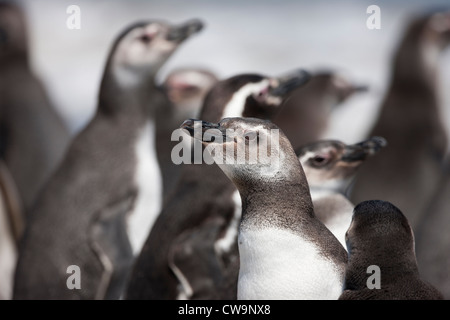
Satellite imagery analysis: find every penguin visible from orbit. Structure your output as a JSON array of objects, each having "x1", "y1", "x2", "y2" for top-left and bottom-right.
[
  {"x1": 13, "y1": 19, "x2": 204, "y2": 300},
  {"x1": 350, "y1": 11, "x2": 450, "y2": 229},
  {"x1": 297, "y1": 137, "x2": 386, "y2": 247},
  {"x1": 415, "y1": 160, "x2": 450, "y2": 298},
  {"x1": 274, "y1": 71, "x2": 368, "y2": 150},
  {"x1": 339, "y1": 200, "x2": 444, "y2": 300},
  {"x1": 182, "y1": 117, "x2": 348, "y2": 299},
  {"x1": 203, "y1": 136, "x2": 386, "y2": 294},
  {"x1": 0, "y1": 2, "x2": 70, "y2": 214},
  {"x1": 0, "y1": 160, "x2": 23, "y2": 300},
  {"x1": 156, "y1": 68, "x2": 218, "y2": 200},
  {"x1": 126, "y1": 69, "x2": 311, "y2": 300}
]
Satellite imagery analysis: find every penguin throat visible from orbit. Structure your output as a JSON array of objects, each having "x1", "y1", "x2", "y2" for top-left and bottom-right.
[
  {"x1": 239, "y1": 180, "x2": 314, "y2": 230},
  {"x1": 99, "y1": 68, "x2": 160, "y2": 116},
  {"x1": 111, "y1": 64, "x2": 155, "y2": 90}
]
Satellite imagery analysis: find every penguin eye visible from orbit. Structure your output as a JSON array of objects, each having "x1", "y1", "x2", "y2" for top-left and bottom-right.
[
  {"x1": 310, "y1": 155, "x2": 329, "y2": 167},
  {"x1": 253, "y1": 87, "x2": 269, "y2": 101},
  {"x1": 244, "y1": 131, "x2": 258, "y2": 142},
  {"x1": 139, "y1": 34, "x2": 153, "y2": 43}
]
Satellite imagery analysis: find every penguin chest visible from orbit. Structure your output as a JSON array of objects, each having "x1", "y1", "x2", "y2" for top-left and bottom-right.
[
  {"x1": 127, "y1": 121, "x2": 162, "y2": 255},
  {"x1": 237, "y1": 227, "x2": 343, "y2": 300}
]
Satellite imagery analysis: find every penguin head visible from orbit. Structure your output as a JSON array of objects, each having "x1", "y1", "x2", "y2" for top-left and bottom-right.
[
  {"x1": 162, "y1": 68, "x2": 218, "y2": 119},
  {"x1": 181, "y1": 117, "x2": 301, "y2": 187},
  {"x1": 405, "y1": 10, "x2": 450, "y2": 52},
  {"x1": 296, "y1": 136, "x2": 387, "y2": 194},
  {"x1": 200, "y1": 70, "x2": 311, "y2": 122},
  {"x1": 0, "y1": 3, "x2": 28, "y2": 59},
  {"x1": 282, "y1": 71, "x2": 367, "y2": 109},
  {"x1": 345, "y1": 200, "x2": 415, "y2": 256},
  {"x1": 273, "y1": 71, "x2": 367, "y2": 150},
  {"x1": 110, "y1": 19, "x2": 203, "y2": 87},
  {"x1": 426, "y1": 11, "x2": 450, "y2": 48}
]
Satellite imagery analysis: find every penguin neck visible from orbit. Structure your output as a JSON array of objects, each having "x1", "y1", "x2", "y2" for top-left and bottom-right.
[
  {"x1": 236, "y1": 162, "x2": 316, "y2": 231},
  {"x1": 391, "y1": 27, "x2": 441, "y2": 93},
  {"x1": 183, "y1": 161, "x2": 232, "y2": 190},
  {"x1": 98, "y1": 66, "x2": 160, "y2": 119}
]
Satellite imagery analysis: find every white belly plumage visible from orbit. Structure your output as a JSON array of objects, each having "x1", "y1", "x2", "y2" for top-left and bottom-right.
[
  {"x1": 0, "y1": 194, "x2": 17, "y2": 300},
  {"x1": 323, "y1": 214, "x2": 353, "y2": 250},
  {"x1": 237, "y1": 227, "x2": 343, "y2": 300},
  {"x1": 127, "y1": 121, "x2": 162, "y2": 255},
  {"x1": 310, "y1": 191, "x2": 353, "y2": 250}
]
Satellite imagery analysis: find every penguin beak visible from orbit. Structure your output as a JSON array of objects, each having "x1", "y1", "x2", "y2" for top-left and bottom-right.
[
  {"x1": 341, "y1": 136, "x2": 387, "y2": 162},
  {"x1": 180, "y1": 119, "x2": 222, "y2": 142},
  {"x1": 166, "y1": 19, "x2": 204, "y2": 43},
  {"x1": 269, "y1": 69, "x2": 311, "y2": 97}
]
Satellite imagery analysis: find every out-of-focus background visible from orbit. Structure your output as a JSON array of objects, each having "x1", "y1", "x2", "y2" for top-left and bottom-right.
[{"x1": 18, "y1": 0, "x2": 450, "y2": 144}]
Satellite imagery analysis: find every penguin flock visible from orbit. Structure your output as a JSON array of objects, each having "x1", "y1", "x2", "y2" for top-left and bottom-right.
[{"x1": 0, "y1": 2, "x2": 450, "y2": 300}]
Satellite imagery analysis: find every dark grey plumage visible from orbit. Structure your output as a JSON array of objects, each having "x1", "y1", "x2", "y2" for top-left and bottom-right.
[
  {"x1": 0, "y1": 3, "x2": 70, "y2": 214},
  {"x1": 340, "y1": 200, "x2": 443, "y2": 300}
]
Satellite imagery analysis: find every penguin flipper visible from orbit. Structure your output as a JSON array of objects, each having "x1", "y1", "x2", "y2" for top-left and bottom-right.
[
  {"x1": 90, "y1": 193, "x2": 136, "y2": 300},
  {"x1": 168, "y1": 217, "x2": 226, "y2": 300}
]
